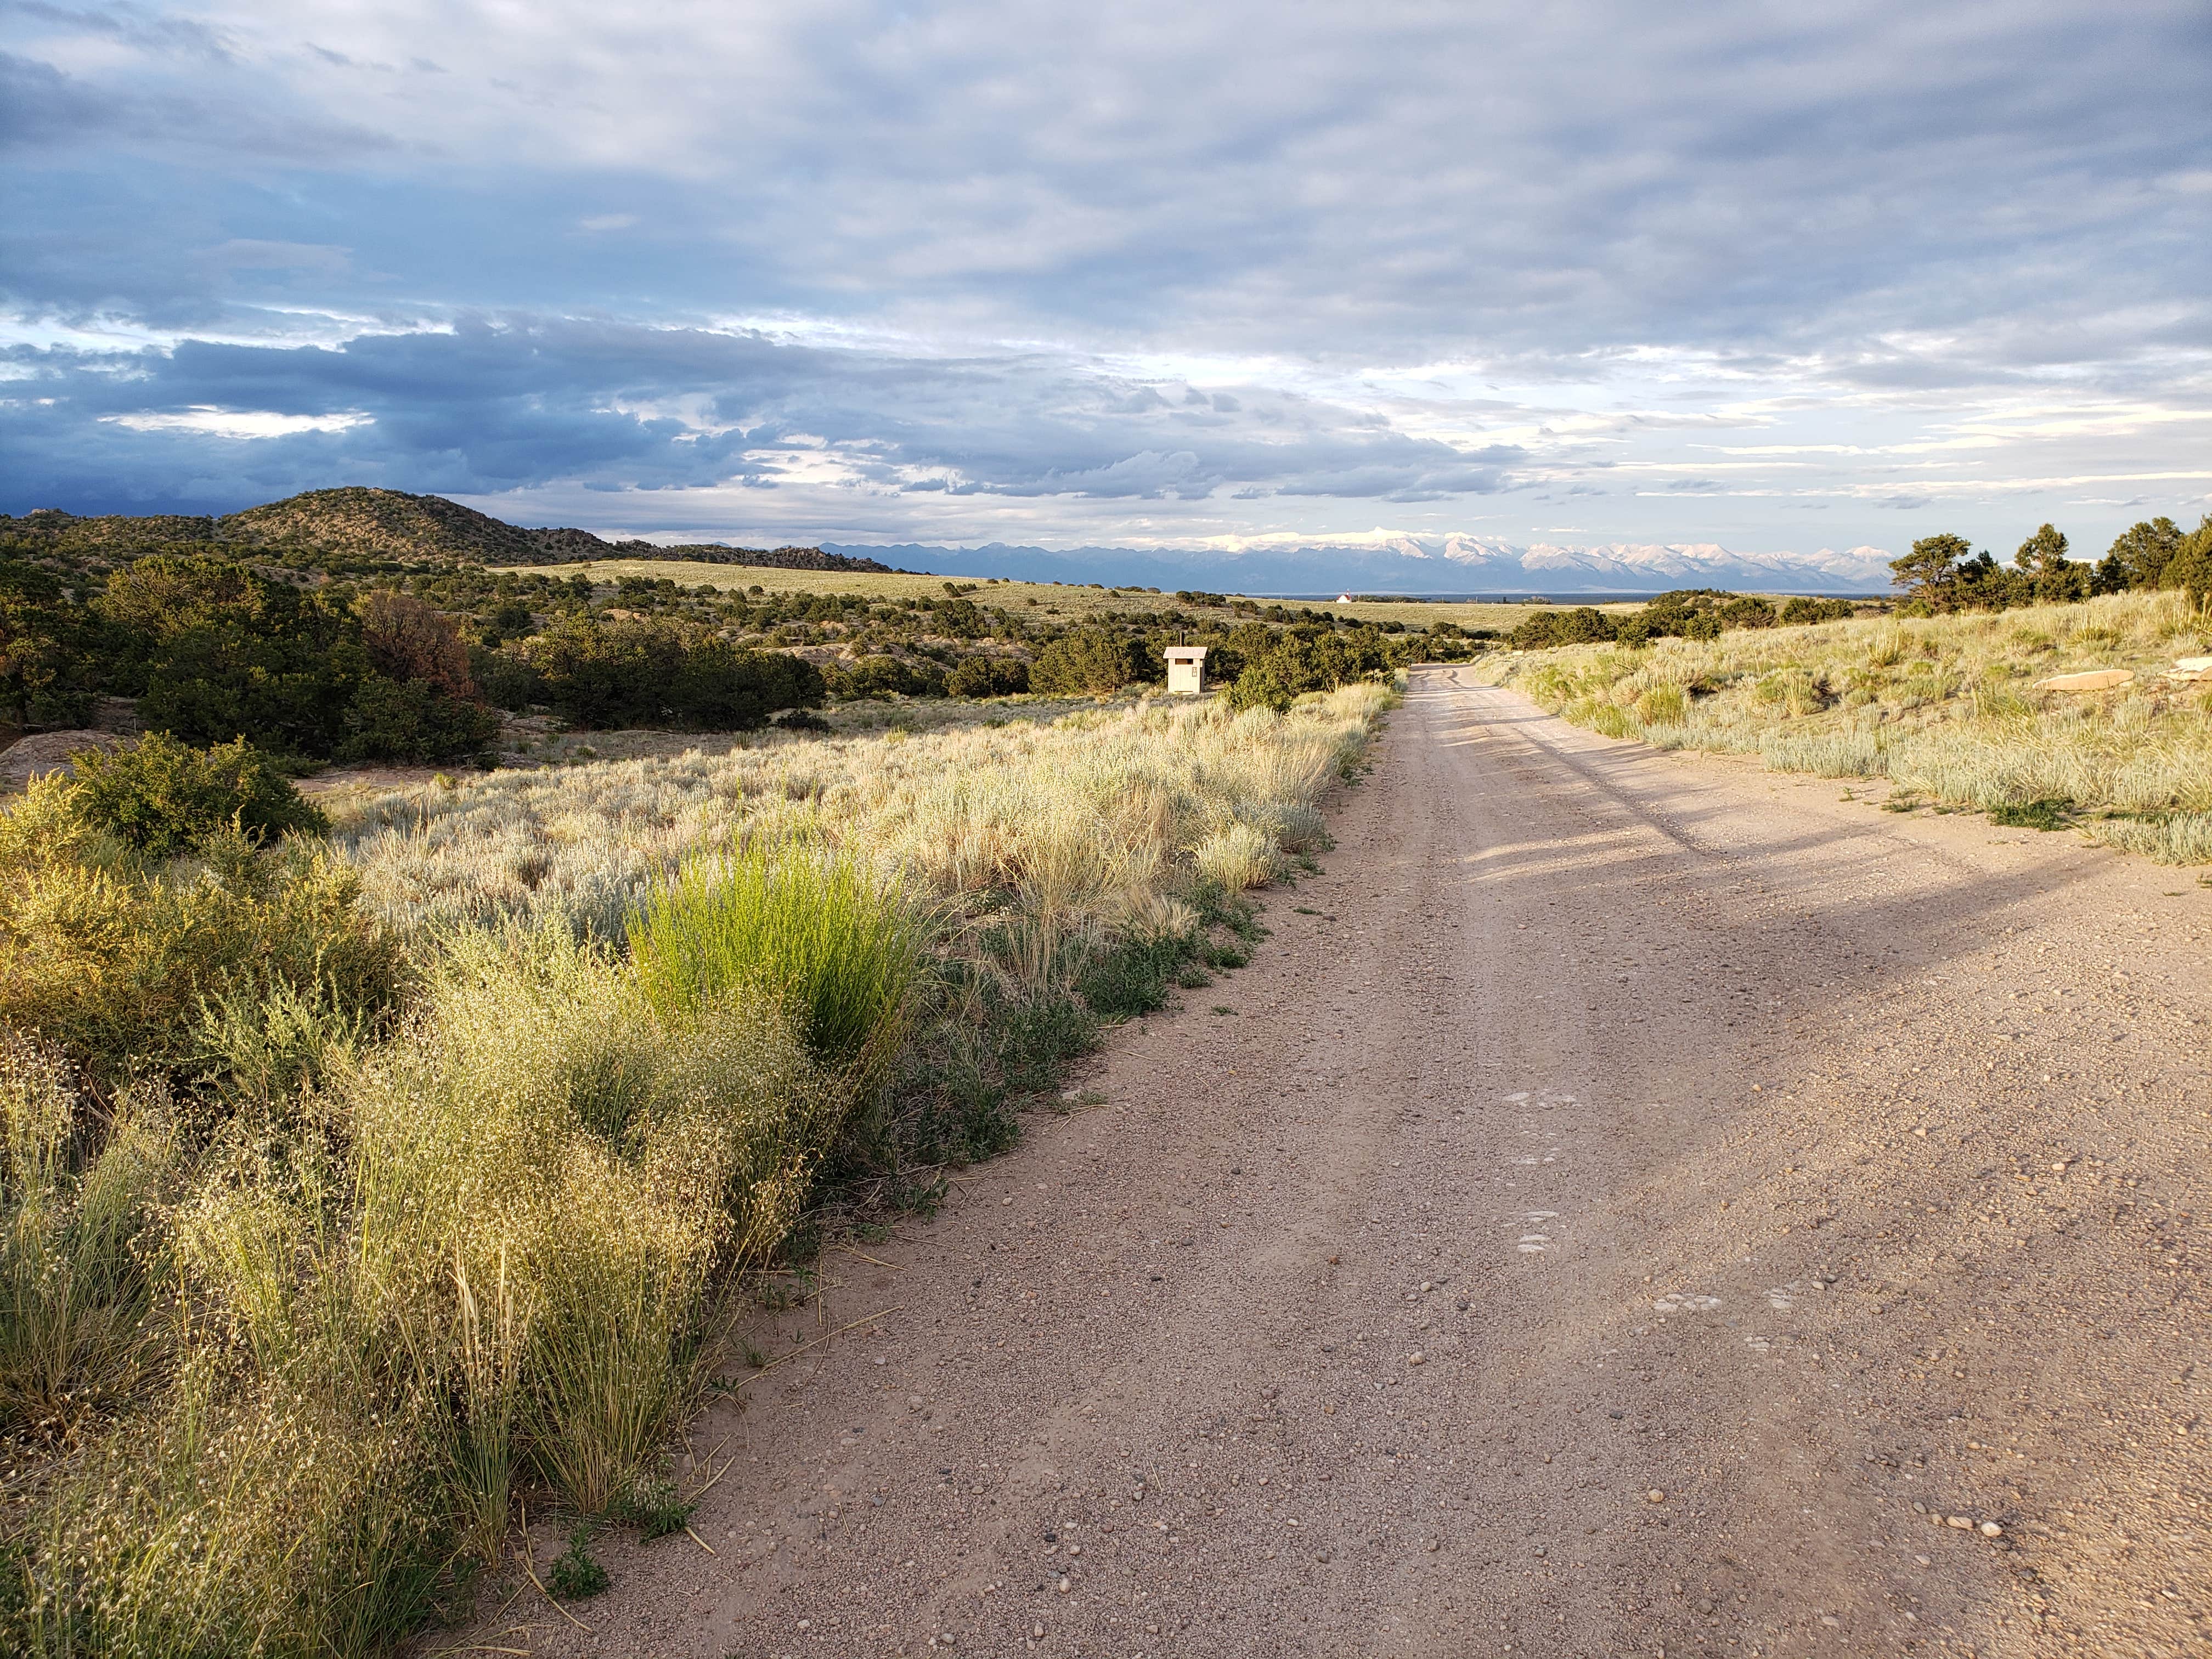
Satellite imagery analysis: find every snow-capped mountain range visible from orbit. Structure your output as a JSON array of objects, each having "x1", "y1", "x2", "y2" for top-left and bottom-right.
[{"x1": 825, "y1": 535, "x2": 1898, "y2": 595}]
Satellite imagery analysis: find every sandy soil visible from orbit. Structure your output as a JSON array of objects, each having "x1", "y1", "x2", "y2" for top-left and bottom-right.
[{"x1": 483, "y1": 665, "x2": 2210, "y2": 1659}]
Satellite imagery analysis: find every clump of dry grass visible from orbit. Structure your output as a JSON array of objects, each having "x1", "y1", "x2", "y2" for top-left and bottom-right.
[
  {"x1": 21, "y1": 1355, "x2": 443, "y2": 1657},
  {"x1": 332, "y1": 685, "x2": 1390, "y2": 958},
  {"x1": 0, "y1": 1034, "x2": 178, "y2": 1446},
  {"x1": 1509, "y1": 590, "x2": 2212, "y2": 861}
]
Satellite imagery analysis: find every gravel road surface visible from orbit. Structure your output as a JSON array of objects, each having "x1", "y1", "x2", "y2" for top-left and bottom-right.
[{"x1": 507, "y1": 667, "x2": 2210, "y2": 1659}]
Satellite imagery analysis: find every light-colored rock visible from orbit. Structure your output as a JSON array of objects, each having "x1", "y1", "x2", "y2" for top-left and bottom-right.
[
  {"x1": 2175, "y1": 655, "x2": 2212, "y2": 672},
  {"x1": 1979, "y1": 1520, "x2": 2003, "y2": 1537},
  {"x1": 0, "y1": 729, "x2": 125, "y2": 787},
  {"x1": 2033, "y1": 669, "x2": 2134, "y2": 692}
]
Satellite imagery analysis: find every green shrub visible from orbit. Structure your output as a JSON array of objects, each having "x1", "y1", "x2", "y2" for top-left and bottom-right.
[
  {"x1": 517, "y1": 616, "x2": 825, "y2": 729},
  {"x1": 1989, "y1": 798, "x2": 2072, "y2": 831},
  {"x1": 475, "y1": 647, "x2": 546, "y2": 712},
  {"x1": 1201, "y1": 938, "x2": 1251, "y2": 970},
  {"x1": 879, "y1": 1010, "x2": 1027, "y2": 1169},
  {"x1": 1030, "y1": 630, "x2": 1150, "y2": 695},
  {"x1": 990, "y1": 991, "x2": 1094, "y2": 1096},
  {"x1": 1223, "y1": 658, "x2": 1296, "y2": 713},
  {"x1": 1719, "y1": 595, "x2": 1778, "y2": 630},
  {"x1": 941, "y1": 1079, "x2": 1022, "y2": 1162},
  {"x1": 1779, "y1": 596, "x2": 1855, "y2": 626},
  {"x1": 341, "y1": 675, "x2": 503, "y2": 764},
  {"x1": 548, "y1": 1526, "x2": 610, "y2": 1599},
  {"x1": 68, "y1": 732, "x2": 326, "y2": 857},
  {"x1": 0, "y1": 784, "x2": 400, "y2": 1083},
  {"x1": 101, "y1": 555, "x2": 370, "y2": 758},
  {"x1": 1075, "y1": 935, "x2": 1188, "y2": 1019},
  {"x1": 0, "y1": 557, "x2": 97, "y2": 730},
  {"x1": 629, "y1": 845, "x2": 925, "y2": 1078},
  {"x1": 945, "y1": 656, "x2": 1031, "y2": 697},
  {"x1": 825, "y1": 654, "x2": 946, "y2": 700},
  {"x1": 2173, "y1": 521, "x2": 2212, "y2": 613},
  {"x1": 1508, "y1": 606, "x2": 1617, "y2": 650}
]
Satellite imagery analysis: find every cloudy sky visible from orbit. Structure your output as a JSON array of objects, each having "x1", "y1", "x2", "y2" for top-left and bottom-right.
[{"x1": 3, "y1": 1, "x2": 2207, "y2": 574}]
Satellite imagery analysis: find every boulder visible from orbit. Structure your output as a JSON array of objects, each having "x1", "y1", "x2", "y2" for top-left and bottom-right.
[
  {"x1": 0, "y1": 730, "x2": 125, "y2": 789},
  {"x1": 2033, "y1": 668, "x2": 2134, "y2": 692}
]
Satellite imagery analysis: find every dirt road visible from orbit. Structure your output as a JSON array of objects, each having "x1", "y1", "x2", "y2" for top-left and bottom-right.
[{"x1": 528, "y1": 667, "x2": 2210, "y2": 1659}]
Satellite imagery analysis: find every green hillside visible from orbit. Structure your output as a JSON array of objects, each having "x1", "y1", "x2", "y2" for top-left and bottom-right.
[
  {"x1": 218, "y1": 487, "x2": 545, "y2": 564},
  {"x1": 0, "y1": 488, "x2": 892, "y2": 574}
]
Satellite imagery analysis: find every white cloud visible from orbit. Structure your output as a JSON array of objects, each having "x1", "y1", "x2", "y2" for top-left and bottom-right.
[{"x1": 100, "y1": 407, "x2": 373, "y2": 438}]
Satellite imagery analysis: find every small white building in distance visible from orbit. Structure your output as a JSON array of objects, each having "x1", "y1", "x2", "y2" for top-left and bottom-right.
[
  {"x1": 1336, "y1": 593, "x2": 1354, "y2": 603},
  {"x1": 1164, "y1": 645, "x2": 1209, "y2": 695}
]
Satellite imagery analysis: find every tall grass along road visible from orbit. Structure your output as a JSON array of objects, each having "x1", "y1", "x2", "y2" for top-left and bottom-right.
[
  {"x1": 0, "y1": 690, "x2": 1390, "y2": 1652},
  {"x1": 1502, "y1": 588, "x2": 2211, "y2": 865},
  {"x1": 504, "y1": 664, "x2": 2210, "y2": 1658}
]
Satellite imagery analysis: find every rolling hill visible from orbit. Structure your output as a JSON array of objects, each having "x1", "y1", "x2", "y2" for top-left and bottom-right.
[{"x1": 0, "y1": 488, "x2": 894, "y2": 574}]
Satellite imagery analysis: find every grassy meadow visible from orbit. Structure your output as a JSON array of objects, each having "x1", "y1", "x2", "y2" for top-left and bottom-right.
[
  {"x1": 499, "y1": 556, "x2": 1564, "y2": 634},
  {"x1": 0, "y1": 684, "x2": 1392, "y2": 1654},
  {"x1": 1499, "y1": 589, "x2": 2212, "y2": 863}
]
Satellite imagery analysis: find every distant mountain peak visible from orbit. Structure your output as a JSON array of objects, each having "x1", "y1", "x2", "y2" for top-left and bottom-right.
[{"x1": 821, "y1": 534, "x2": 1896, "y2": 595}]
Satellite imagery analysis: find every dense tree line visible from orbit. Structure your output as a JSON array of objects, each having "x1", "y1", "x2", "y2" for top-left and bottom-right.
[
  {"x1": 486, "y1": 615, "x2": 825, "y2": 730},
  {"x1": 1, "y1": 528, "x2": 1429, "y2": 759},
  {"x1": 1890, "y1": 517, "x2": 2212, "y2": 614},
  {"x1": 0, "y1": 552, "x2": 505, "y2": 761},
  {"x1": 1504, "y1": 590, "x2": 1858, "y2": 651}
]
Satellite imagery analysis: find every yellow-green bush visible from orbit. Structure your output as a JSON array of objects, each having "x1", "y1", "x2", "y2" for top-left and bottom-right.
[
  {"x1": 346, "y1": 927, "x2": 836, "y2": 1515},
  {"x1": 13, "y1": 927, "x2": 839, "y2": 1652},
  {"x1": 630, "y1": 845, "x2": 924, "y2": 1084},
  {"x1": 0, "y1": 776, "x2": 402, "y2": 1082}
]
